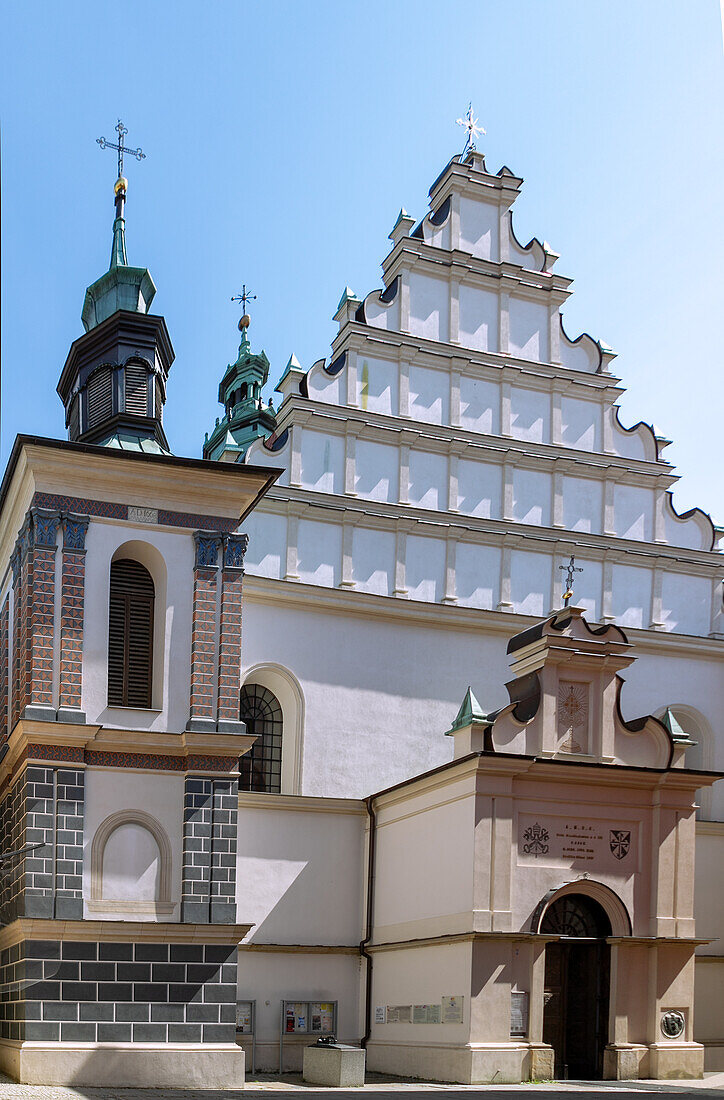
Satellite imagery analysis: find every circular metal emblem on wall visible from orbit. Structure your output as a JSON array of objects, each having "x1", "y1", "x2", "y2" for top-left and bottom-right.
[{"x1": 661, "y1": 1011, "x2": 685, "y2": 1039}]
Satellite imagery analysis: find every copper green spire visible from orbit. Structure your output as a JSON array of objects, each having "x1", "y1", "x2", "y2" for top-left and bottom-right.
[{"x1": 82, "y1": 121, "x2": 155, "y2": 332}]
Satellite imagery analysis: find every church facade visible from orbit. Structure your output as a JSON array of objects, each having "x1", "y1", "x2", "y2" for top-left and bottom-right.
[{"x1": 0, "y1": 139, "x2": 721, "y2": 1086}]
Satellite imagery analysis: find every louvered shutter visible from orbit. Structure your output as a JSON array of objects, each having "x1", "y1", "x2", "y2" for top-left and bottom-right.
[
  {"x1": 87, "y1": 367, "x2": 113, "y2": 428},
  {"x1": 107, "y1": 559, "x2": 155, "y2": 708},
  {"x1": 125, "y1": 362, "x2": 148, "y2": 416}
]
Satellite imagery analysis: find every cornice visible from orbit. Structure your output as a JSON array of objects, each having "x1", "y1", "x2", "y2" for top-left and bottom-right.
[
  {"x1": 381, "y1": 238, "x2": 573, "y2": 300},
  {"x1": 274, "y1": 398, "x2": 673, "y2": 486},
  {"x1": 329, "y1": 323, "x2": 622, "y2": 395},
  {"x1": 242, "y1": 575, "x2": 724, "y2": 659},
  {"x1": 238, "y1": 791, "x2": 366, "y2": 814},
  {"x1": 255, "y1": 491, "x2": 722, "y2": 573},
  {"x1": 0, "y1": 919, "x2": 252, "y2": 950}
]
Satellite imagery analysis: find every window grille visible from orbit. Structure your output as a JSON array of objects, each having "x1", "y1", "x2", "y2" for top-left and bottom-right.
[
  {"x1": 541, "y1": 895, "x2": 611, "y2": 938},
  {"x1": 239, "y1": 685, "x2": 283, "y2": 793},
  {"x1": 108, "y1": 558, "x2": 155, "y2": 708}
]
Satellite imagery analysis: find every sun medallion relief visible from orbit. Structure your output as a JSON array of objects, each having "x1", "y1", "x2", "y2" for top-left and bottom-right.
[{"x1": 557, "y1": 681, "x2": 589, "y2": 753}]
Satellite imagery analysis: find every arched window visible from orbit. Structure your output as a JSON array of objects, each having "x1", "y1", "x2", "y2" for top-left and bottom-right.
[
  {"x1": 108, "y1": 558, "x2": 155, "y2": 708},
  {"x1": 240, "y1": 383, "x2": 248, "y2": 401},
  {"x1": 239, "y1": 684, "x2": 283, "y2": 793},
  {"x1": 541, "y1": 894, "x2": 612, "y2": 938}
]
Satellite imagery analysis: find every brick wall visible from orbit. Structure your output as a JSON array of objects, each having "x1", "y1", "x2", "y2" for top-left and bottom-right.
[
  {"x1": 181, "y1": 777, "x2": 238, "y2": 924},
  {"x1": 188, "y1": 533, "x2": 223, "y2": 733},
  {"x1": 216, "y1": 534, "x2": 248, "y2": 731},
  {"x1": 58, "y1": 515, "x2": 89, "y2": 720},
  {"x1": 0, "y1": 938, "x2": 237, "y2": 1043}
]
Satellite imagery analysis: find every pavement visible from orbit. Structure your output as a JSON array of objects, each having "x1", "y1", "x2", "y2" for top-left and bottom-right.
[{"x1": 0, "y1": 1071, "x2": 723, "y2": 1100}]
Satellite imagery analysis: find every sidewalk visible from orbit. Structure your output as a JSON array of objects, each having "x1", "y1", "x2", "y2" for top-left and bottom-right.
[{"x1": 0, "y1": 1070, "x2": 723, "y2": 1099}]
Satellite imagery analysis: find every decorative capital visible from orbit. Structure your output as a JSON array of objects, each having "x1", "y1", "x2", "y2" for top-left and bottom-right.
[
  {"x1": 62, "y1": 513, "x2": 90, "y2": 552},
  {"x1": 223, "y1": 533, "x2": 249, "y2": 571},
  {"x1": 193, "y1": 531, "x2": 223, "y2": 569},
  {"x1": 18, "y1": 514, "x2": 34, "y2": 559},
  {"x1": 31, "y1": 508, "x2": 61, "y2": 548}
]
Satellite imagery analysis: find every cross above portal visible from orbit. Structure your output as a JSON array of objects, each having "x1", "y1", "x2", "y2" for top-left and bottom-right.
[
  {"x1": 97, "y1": 120, "x2": 146, "y2": 184},
  {"x1": 559, "y1": 555, "x2": 583, "y2": 607}
]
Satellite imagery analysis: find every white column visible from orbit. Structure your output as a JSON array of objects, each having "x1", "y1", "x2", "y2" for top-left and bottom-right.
[
  {"x1": 549, "y1": 301, "x2": 561, "y2": 364},
  {"x1": 393, "y1": 527, "x2": 408, "y2": 597},
  {"x1": 285, "y1": 511, "x2": 300, "y2": 581},
  {"x1": 552, "y1": 470, "x2": 564, "y2": 528},
  {"x1": 500, "y1": 381, "x2": 512, "y2": 437},
  {"x1": 344, "y1": 429, "x2": 357, "y2": 495},
  {"x1": 601, "y1": 556, "x2": 614, "y2": 622},
  {"x1": 654, "y1": 488, "x2": 667, "y2": 543},
  {"x1": 443, "y1": 538, "x2": 457, "y2": 604},
  {"x1": 345, "y1": 349, "x2": 358, "y2": 407},
  {"x1": 450, "y1": 191, "x2": 461, "y2": 251},
  {"x1": 498, "y1": 545, "x2": 513, "y2": 611},
  {"x1": 551, "y1": 390, "x2": 562, "y2": 445},
  {"x1": 448, "y1": 454, "x2": 459, "y2": 513},
  {"x1": 340, "y1": 520, "x2": 355, "y2": 588},
  {"x1": 498, "y1": 204, "x2": 510, "y2": 262},
  {"x1": 650, "y1": 564, "x2": 665, "y2": 630},
  {"x1": 399, "y1": 358, "x2": 410, "y2": 418},
  {"x1": 502, "y1": 461, "x2": 514, "y2": 521},
  {"x1": 603, "y1": 480, "x2": 616, "y2": 536},
  {"x1": 449, "y1": 279, "x2": 460, "y2": 345},
  {"x1": 289, "y1": 426, "x2": 302, "y2": 488},
  {"x1": 450, "y1": 370, "x2": 461, "y2": 428},
  {"x1": 499, "y1": 291, "x2": 510, "y2": 354},
  {"x1": 399, "y1": 270, "x2": 410, "y2": 333},
  {"x1": 399, "y1": 445, "x2": 410, "y2": 505}
]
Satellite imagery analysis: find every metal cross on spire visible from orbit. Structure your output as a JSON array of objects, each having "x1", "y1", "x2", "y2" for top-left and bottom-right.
[
  {"x1": 456, "y1": 102, "x2": 485, "y2": 156},
  {"x1": 231, "y1": 285, "x2": 257, "y2": 336},
  {"x1": 559, "y1": 555, "x2": 583, "y2": 607},
  {"x1": 97, "y1": 120, "x2": 146, "y2": 183},
  {"x1": 231, "y1": 285, "x2": 257, "y2": 315}
]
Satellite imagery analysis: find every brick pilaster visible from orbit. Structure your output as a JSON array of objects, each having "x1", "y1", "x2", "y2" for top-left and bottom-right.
[
  {"x1": 181, "y1": 775, "x2": 238, "y2": 924},
  {"x1": 216, "y1": 534, "x2": 248, "y2": 734},
  {"x1": 10, "y1": 519, "x2": 30, "y2": 728},
  {"x1": 0, "y1": 596, "x2": 9, "y2": 744},
  {"x1": 23, "y1": 508, "x2": 60, "y2": 721},
  {"x1": 58, "y1": 514, "x2": 89, "y2": 723},
  {"x1": 187, "y1": 532, "x2": 223, "y2": 734}
]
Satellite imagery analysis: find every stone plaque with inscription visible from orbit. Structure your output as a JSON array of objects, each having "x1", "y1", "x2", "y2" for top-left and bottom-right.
[
  {"x1": 128, "y1": 505, "x2": 159, "y2": 525},
  {"x1": 518, "y1": 813, "x2": 637, "y2": 870}
]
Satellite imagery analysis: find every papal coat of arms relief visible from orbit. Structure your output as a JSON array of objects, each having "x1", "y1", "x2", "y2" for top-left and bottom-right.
[{"x1": 557, "y1": 681, "x2": 589, "y2": 753}]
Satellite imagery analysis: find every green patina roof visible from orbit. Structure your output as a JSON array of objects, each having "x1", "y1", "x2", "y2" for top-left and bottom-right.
[
  {"x1": 661, "y1": 707, "x2": 696, "y2": 744},
  {"x1": 445, "y1": 687, "x2": 487, "y2": 735},
  {"x1": 81, "y1": 198, "x2": 155, "y2": 332},
  {"x1": 97, "y1": 430, "x2": 172, "y2": 455}
]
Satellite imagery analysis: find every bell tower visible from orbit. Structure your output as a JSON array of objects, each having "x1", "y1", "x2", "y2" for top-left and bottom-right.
[
  {"x1": 56, "y1": 121, "x2": 174, "y2": 452},
  {"x1": 203, "y1": 296, "x2": 276, "y2": 461}
]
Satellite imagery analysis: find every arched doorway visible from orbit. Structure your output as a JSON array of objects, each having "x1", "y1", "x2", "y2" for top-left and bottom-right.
[{"x1": 541, "y1": 893, "x2": 611, "y2": 1079}]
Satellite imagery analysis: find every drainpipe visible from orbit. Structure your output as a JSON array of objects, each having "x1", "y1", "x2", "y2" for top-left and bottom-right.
[
  {"x1": 359, "y1": 794, "x2": 377, "y2": 1048},
  {"x1": 50, "y1": 768, "x2": 58, "y2": 918}
]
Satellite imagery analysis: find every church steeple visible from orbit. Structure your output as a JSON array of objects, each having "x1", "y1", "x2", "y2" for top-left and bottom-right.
[
  {"x1": 203, "y1": 296, "x2": 276, "y2": 461},
  {"x1": 56, "y1": 121, "x2": 174, "y2": 452}
]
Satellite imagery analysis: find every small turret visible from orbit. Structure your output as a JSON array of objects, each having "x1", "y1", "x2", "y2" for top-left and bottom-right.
[{"x1": 203, "y1": 305, "x2": 276, "y2": 461}]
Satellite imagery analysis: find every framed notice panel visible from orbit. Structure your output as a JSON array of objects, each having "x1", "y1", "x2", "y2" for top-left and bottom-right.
[
  {"x1": 235, "y1": 1000, "x2": 256, "y2": 1073},
  {"x1": 279, "y1": 999, "x2": 338, "y2": 1072}
]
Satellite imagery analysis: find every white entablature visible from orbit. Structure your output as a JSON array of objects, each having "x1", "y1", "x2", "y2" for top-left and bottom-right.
[{"x1": 244, "y1": 151, "x2": 722, "y2": 638}]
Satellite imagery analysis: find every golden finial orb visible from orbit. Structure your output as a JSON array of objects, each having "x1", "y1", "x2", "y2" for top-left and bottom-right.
[
  {"x1": 238, "y1": 314, "x2": 251, "y2": 331},
  {"x1": 114, "y1": 176, "x2": 128, "y2": 196}
]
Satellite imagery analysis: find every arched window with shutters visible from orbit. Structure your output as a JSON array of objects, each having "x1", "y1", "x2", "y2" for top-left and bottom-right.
[
  {"x1": 108, "y1": 558, "x2": 155, "y2": 708},
  {"x1": 239, "y1": 685, "x2": 283, "y2": 793}
]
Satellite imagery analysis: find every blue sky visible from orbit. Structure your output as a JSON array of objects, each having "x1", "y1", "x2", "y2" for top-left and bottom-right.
[{"x1": 1, "y1": 0, "x2": 722, "y2": 522}]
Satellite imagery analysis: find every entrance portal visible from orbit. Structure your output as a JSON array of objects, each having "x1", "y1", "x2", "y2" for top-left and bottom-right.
[{"x1": 542, "y1": 894, "x2": 611, "y2": 1079}]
